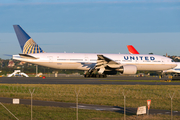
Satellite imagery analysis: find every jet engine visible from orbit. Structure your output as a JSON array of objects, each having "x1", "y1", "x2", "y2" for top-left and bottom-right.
[{"x1": 117, "y1": 65, "x2": 137, "y2": 74}]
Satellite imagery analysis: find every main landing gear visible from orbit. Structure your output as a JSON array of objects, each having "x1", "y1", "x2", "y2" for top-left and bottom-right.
[{"x1": 84, "y1": 74, "x2": 107, "y2": 78}]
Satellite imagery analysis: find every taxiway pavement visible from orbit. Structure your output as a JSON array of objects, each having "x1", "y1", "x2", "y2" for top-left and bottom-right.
[{"x1": 0, "y1": 76, "x2": 179, "y2": 85}]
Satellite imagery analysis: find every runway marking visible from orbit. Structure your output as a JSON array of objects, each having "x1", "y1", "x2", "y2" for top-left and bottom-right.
[
  {"x1": 78, "y1": 105, "x2": 85, "y2": 108},
  {"x1": 95, "y1": 109, "x2": 104, "y2": 111},
  {"x1": 70, "y1": 106, "x2": 120, "y2": 111}
]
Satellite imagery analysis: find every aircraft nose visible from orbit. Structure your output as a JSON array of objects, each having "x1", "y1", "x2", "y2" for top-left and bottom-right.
[{"x1": 172, "y1": 63, "x2": 177, "y2": 68}]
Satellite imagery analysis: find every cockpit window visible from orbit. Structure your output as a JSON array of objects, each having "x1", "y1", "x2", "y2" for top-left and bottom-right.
[{"x1": 171, "y1": 60, "x2": 175, "y2": 62}]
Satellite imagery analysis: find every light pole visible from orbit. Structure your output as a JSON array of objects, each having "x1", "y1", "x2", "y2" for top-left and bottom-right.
[
  {"x1": 36, "y1": 65, "x2": 38, "y2": 77},
  {"x1": 75, "y1": 87, "x2": 80, "y2": 120}
]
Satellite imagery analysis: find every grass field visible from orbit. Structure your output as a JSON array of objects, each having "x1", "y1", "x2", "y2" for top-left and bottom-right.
[
  {"x1": 0, "y1": 84, "x2": 180, "y2": 112},
  {"x1": 1, "y1": 103, "x2": 180, "y2": 120},
  {"x1": 0, "y1": 103, "x2": 122, "y2": 120}
]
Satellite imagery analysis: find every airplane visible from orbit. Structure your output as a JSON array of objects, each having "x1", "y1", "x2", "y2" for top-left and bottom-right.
[
  {"x1": 12, "y1": 25, "x2": 177, "y2": 78},
  {"x1": 127, "y1": 45, "x2": 180, "y2": 74}
]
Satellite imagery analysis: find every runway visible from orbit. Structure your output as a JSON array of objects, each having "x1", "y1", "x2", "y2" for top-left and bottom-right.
[
  {"x1": 0, "y1": 76, "x2": 179, "y2": 85},
  {"x1": 0, "y1": 97, "x2": 179, "y2": 116}
]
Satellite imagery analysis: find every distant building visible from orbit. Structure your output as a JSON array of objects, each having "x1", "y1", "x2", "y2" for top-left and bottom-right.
[
  {"x1": 16, "y1": 67, "x2": 21, "y2": 69},
  {"x1": 171, "y1": 56, "x2": 176, "y2": 59},
  {"x1": 175, "y1": 56, "x2": 180, "y2": 60},
  {"x1": 8, "y1": 60, "x2": 15, "y2": 67},
  {"x1": 18, "y1": 61, "x2": 26, "y2": 65},
  {"x1": 0, "y1": 60, "x2": 3, "y2": 68},
  {"x1": 28, "y1": 63, "x2": 32, "y2": 66}
]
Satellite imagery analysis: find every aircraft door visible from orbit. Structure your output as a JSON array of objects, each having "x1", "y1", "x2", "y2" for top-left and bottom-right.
[
  {"x1": 161, "y1": 58, "x2": 165, "y2": 64},
  {"x1": 48, "y1": 56, "x2": 53, "y2": 63},
  {"x1": 84, "y1": 57, "x2": 89, "y2": 62}
]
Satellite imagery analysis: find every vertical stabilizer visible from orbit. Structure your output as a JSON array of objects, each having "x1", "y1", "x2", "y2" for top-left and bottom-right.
[
  {"x1": 127, "y1": 45, "x2": 139, "y2": 54},
  {"x1": 13, "y1": 25, "x2": 44, "y2": 54}
]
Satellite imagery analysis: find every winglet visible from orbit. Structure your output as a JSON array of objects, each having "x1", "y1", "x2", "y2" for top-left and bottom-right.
[
  {"x1": 13, "y1": 25, "x2": 44, "y2": 54},
  {"x1": 127, "y1": 45, "x2": 139, "y2": 54}
]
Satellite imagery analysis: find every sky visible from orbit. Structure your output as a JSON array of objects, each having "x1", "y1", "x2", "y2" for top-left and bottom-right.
[{"x1": 0, "y1": 0, "x2": 180, "y2": 59}]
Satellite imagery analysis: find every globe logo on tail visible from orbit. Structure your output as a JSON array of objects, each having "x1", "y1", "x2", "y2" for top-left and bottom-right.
[{"x1": 23, "y1": 38, "x2": 44, "y2": 54}]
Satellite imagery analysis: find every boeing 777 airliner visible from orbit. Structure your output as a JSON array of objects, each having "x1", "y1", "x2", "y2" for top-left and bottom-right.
[{"x1": 12, "y1": 25, "x2": 177, "y2": 78}]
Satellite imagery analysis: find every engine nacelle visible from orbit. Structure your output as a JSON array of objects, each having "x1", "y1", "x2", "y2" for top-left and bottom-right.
[{"x1": 117, "y1": 65, "x2": 137, "y2": 74}]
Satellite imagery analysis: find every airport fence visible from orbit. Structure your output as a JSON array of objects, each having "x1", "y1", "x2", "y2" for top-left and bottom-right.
[{"x1": 0, "y1": 84, "x2": 180, "y2": 119}]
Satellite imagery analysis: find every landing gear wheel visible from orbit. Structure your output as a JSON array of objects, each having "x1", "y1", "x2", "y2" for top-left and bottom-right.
[
  {"x1": 99, "y1": 75, "x2": 103, "y2": 78},
  {"x1": 84, "y1": 74, "x2": 107, "y2": 78},
  {"x1": 103, "y1": 74, "x2": 107, "y2": 78},
  {"x1": 84, "y1": 74, "x2": 90, "y2": 78}
]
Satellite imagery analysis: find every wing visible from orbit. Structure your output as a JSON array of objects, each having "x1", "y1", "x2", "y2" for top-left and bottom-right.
[{"x1": 90, "y1": 55, "x2": 121, "y2": 74}]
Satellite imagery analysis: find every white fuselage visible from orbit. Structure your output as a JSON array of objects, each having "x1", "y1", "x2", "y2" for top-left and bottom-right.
[{"x1": 13, "y1": 53, "x2": 177, "y2": 72}]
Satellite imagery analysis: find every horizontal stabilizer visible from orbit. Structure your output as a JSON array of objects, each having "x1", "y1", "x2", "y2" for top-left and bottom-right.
[
  {"x1": 19, "y1": 54, "x2": 38, "y2": 59},
  {"x1": 3, "y1": 54, "x2": 13, "y2": 57}
]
